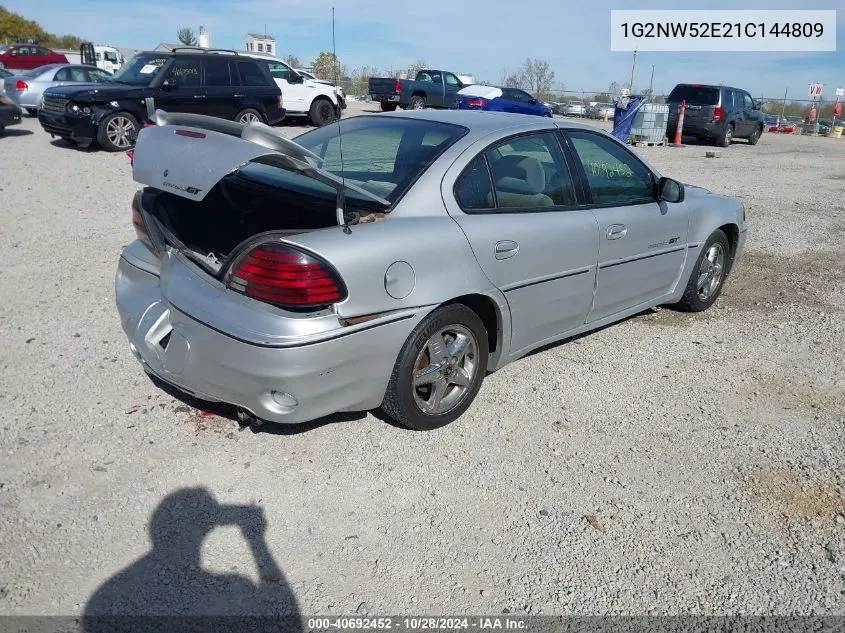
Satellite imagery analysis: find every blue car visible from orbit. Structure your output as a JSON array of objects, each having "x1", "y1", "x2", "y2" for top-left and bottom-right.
[
  {"x1": 454, "y1": 85, "x2": 552, "y2": 117},
  {"x1": 763, "y1": 113, "x2": 779, "y2": 127}
]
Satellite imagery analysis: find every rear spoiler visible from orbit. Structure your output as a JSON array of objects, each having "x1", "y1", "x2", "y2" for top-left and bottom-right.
[{"x1": 131, "y1": 110, "x2": 391, "y2": 227}]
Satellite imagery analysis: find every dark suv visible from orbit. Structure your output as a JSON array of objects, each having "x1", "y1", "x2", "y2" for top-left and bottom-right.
[
  {"x1": 37, "y1": 48, "x2": 285, "y2": 151},
  {"x1": 666, "y1": 83, "x2": 765, "y2": 147}
]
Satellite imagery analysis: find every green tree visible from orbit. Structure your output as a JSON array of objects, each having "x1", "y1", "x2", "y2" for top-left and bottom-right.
[
  {"x1": 176, "y1": 26, "x2": 197, "y2": 46},
  {"x1": 311, "y1": 51, "x2": 343, "y2": 81}
]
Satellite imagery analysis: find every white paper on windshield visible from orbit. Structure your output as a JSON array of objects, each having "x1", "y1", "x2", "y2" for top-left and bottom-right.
[
  {"x1": 458, "y1": 85, "x2": 503, "y2": 99},
  {"x1": 139, "y1": 64, "x2": 158, "y2": 74}
]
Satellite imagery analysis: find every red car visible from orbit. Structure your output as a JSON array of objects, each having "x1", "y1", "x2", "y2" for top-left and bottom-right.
[{"x1": 0, "y1": 44, "x2": 69, "y2": 72}]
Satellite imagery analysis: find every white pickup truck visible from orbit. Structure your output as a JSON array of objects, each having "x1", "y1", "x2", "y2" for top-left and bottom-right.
[{"x1": 244, "y1": 52, "x2": 344, "y2": 126}]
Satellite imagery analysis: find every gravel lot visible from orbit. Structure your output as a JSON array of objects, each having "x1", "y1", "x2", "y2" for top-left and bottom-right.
[{"x1": 1, "y1": 103, "x2": 844, "y2": 619}]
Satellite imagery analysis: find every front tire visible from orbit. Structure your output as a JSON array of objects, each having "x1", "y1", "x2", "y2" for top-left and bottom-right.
[
  {"x1": 380, "y1": 102, "x2": 399, "y2": 112},
  {"x1": 96, "y1": 112, "x2": 138, "y2": 151},
  {"x1": 309, "y1": 98, "x2": 336, "y2": 126},
  {"x1": 380, "y1": 304, "x2": 489, "y2": 431},
  {"x1": 25, "y1": 108, "x2": 37, "y2": 117},
  {"x1": 747, "y1": 124, "x2": 762, "y2": 145},
  {"x1": 676, "y1": 230, "x2": 731, "y2": 312}
]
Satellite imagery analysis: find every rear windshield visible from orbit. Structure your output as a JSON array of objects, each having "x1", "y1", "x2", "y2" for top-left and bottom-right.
[
  {"x1": 292, "y1": 115, "x2": 469, "y2": 204},
  {"x1": 667, "y1": 85, "x2": 720, "y2": 105}
]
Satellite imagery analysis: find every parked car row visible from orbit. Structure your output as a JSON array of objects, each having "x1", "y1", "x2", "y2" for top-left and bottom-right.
[{"x1": 2, "y1": 46, "x2": 348, "y2": 151}]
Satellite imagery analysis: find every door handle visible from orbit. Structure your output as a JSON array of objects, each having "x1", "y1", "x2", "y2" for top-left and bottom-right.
[
  {"x1": 495, "y1": 240, "x2": 519, "y2": 260},
  {"x1": 606, "y1": 224, "x2": 627, "y2": 240},
  {"x1": 234, "y1": 94, "x2": 245, "y2": 98},
  {"x1": 193, "y1": 95, "x2": 206, "y2": 99}
]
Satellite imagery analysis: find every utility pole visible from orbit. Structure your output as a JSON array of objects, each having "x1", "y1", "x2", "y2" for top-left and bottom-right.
[
  {"x1": 628, "y1": 48, "x2": 638, "y2": 94},
  {"x1": 648, "y1": 64, "x2": 654, "y2": 99}
]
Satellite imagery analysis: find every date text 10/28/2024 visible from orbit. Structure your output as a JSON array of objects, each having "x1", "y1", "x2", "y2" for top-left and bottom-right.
[{"x1": 308, "y1": 617, "x2": 527, "y2": 631}]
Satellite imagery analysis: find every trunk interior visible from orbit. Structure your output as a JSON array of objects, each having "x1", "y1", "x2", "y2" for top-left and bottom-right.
[
  {"x1": 147, "y1": 163, "x2": 389, "y2": 272},
  {"x1": 152, "y1": 174, "x2": 336, "y2": 262}
]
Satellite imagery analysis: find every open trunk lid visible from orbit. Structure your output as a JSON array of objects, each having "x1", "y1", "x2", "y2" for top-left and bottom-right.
[{"x1": 132, "y1": 110, "x2": 391, "y2": 227}]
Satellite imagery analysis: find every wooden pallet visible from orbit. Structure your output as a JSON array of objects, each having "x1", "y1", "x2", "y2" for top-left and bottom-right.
[{"x1": 630, "y1": 138, "x2": 666, "y2": 147}]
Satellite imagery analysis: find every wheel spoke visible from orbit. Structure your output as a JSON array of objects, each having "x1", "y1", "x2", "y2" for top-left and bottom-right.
[
  {"x1": 446, "y1": 333, "x2": 469, "y2": 362},
  {"x1": 428, "y1": 377, "x2": 448, "y2": 412},
  {"x1": 426, "y1": 335, "x2": 447, "y2": 364},
  {"x1": 413, "y1": 364, "x2": 441, "y2": 387},
  {"x1": 450, "y1": 367, "x2": 471, "y2": 388}
]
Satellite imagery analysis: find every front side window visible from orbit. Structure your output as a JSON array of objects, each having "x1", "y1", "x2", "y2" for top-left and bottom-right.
[
  {"x1": 266, "y1": 61, "x2": 290, "y2": 81},
  {"x1": 163, "y1": 59, "x2": 201, "y2": 86},
  {"x1": 743, "y1": 92, "x2": 754, "y2": 109},
  {"x1": 444, "y1": 73, "x2": 460, "y2": 86},
  {"x1": 567, "y1": 131, "x2": 654, "y2": 205}
]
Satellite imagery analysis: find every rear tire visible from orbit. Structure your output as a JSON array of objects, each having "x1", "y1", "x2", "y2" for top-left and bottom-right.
[
  {"x1": 408, "y1": 95, "x2": 426, "y2": 110},
  {"x1": 718, "y1": 123, "x2": 734, "y2": 147},
  {"x1": 380, "y1": 304, "x2": 489, "y2": 431},
  {"x1": 380, "y1": 102, "x2": 399, "y2": 112},
  {"x1": 675, "y1": 230, "x2": 731, "y2": 312},
  {"x1": 309, "y1": 98, "x2": 336, "y2": 126},
  {"x1": 96, "y1": 112, "x2": 138, "y2": 152},
  {"x1": 235, "y1": 108, "x2": 263, "y2": 124}
]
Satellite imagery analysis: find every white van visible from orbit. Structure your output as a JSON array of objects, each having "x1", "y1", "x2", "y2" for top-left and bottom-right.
[{"x1": 242, "y1": 52, "x2": 343, "y2": 126}]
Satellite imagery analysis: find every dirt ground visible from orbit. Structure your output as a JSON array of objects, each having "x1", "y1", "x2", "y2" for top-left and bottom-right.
[{"x1": 1, "y1": 104, "x2": 844, "y2": 618}]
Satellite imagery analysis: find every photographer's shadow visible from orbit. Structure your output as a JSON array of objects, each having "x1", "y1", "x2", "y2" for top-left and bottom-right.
[{"x1": 83, "y1": 487, "x2": 302, "y2": 632}]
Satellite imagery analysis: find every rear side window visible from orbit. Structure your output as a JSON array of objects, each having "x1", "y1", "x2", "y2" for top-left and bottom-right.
[
  {"x1": 204, "y1": 58, "x2": 232, "y2": 86},
  {"x1": 455, "y1": 155, "x2": 494, "y2": 210},
  {"x1": 236, "y1": 61, "x2": 268, "y2": 86},
  {"x1": 667, "y1": 85, "x2": 719, "y2": 105}
]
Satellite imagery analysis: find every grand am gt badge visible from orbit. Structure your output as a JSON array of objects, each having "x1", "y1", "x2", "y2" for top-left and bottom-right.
[{"x1": 162, "y1": 170, "x2": 202, "y2": 195}]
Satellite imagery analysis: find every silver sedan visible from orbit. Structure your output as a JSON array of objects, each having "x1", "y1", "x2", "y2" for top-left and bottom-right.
[
  {"x1": 117, "y1": 109, "x2": 747, "y2": 431},
  {"x1": 3, "y1": 63, "x2": 111, "y2": 115}
]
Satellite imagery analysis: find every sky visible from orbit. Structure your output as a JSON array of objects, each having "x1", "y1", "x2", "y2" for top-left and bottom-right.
[{"x1": 7, "y1": 0, "x2": 844, "y2": 100}]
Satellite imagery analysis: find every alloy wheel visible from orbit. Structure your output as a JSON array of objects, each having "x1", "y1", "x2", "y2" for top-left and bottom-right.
[
  {"x1": 697, "y1": 243, "x2": 726, "y2": 301},
  {"x1": 106, "y1": 116, "x2": 135, "y2": 149},
  {"x1": 412, "y1": 325, "x2": 478, "y2": 415}
]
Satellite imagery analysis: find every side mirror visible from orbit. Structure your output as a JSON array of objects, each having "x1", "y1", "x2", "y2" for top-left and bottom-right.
[
  {"x1": 289, "y1": 73, "x2": 304, "y2": 84},
  {"x1": 658, "y1": 176, "x2": 684, "y2": 203},
  {"x1": 752, "y1": 103, "x2": 761, "y2": 110},
  {"x1": 161, "y1": 78, "x2": 177, "y2": 90}
]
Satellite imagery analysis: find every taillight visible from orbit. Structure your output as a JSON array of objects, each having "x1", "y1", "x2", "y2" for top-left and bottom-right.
[
  {"x1": 131, "y1": 190, "x2": 151, "y2": 245},
  {"x1": 276, "y1": 95, "x2": 282, "y2": 108},
  {"x1": 227, "y1": 243, "x2": 346, "y2": 309},
  {"x1": 467, "y1": 98, "x2": 487, "y2": 108},
  {"x1": 713, "y1": 107, "x2": 724, "y2": 121},
  {"x1": 394, "y1": 80, "x2": 402, "y2": 93},
  {"x1": 15, "y1": 80, "x2": 27, "y2": 91}
]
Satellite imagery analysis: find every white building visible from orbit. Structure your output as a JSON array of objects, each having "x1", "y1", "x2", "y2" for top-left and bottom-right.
[
  {"x1": 244, "y1": 33, "x2": 276, "y2": 55},
  {"x1": 198, "y1": 26, "x2": 211, "y2": 48}
]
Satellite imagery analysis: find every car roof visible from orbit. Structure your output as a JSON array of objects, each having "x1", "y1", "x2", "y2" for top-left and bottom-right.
[{"x1": 374, "y1": 108, "x2": 604, "y2": 135}]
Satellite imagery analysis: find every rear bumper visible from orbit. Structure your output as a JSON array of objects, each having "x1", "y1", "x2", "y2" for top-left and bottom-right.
[
  {"x1": 115, "y1": 252, "x2": 428, "y2": 425},
  {"x1": 668, "y1": 117, "x2": 723, "y2": 138},
  {"x1": 0, "y1": 104, "x2": 22, "y2": 127},
  {"x1": 37, "y1": 110, "x2": 96, "y2": 144},
  {"x1": 370, "y1": 94, "x2": 401, "y2": 103}
]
